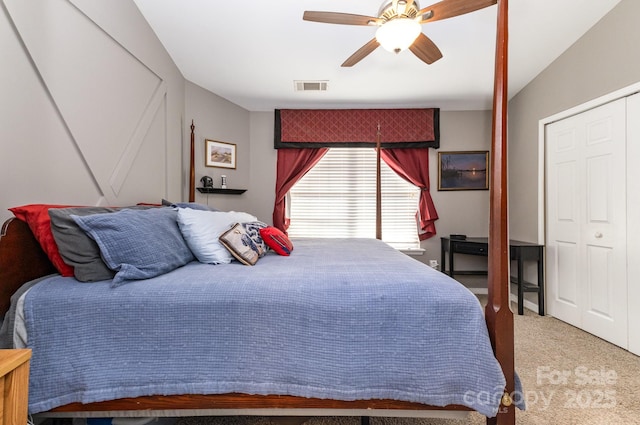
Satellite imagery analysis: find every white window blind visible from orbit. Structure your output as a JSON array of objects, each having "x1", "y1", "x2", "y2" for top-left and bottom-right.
[{"x1": 288, "y1": 148, "x2": 420, "y2": 249}]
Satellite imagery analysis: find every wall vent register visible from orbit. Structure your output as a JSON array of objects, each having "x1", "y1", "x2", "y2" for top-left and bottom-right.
[{"x1": 294, "y1": 81, "x2": 329, "y2": 92}]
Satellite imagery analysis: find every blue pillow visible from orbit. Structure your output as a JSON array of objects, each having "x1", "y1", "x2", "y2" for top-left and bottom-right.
[{"x1": 73, "y1": 208, "x2": 194, "y2": 286}]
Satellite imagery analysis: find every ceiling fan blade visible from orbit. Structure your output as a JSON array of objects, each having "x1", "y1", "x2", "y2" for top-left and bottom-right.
[
  {"x1": 409, "y1": 33, "x2": 443, "y2": 64},
  {"x1": 303, "y1": 11, "x2": 381, "y2": 26},
  {"x1": 341, "y1": 39, "x2": 380, "y2": 67},
  {"x1": 417, "y1": 0, "x2": 497, "y2": 23}
]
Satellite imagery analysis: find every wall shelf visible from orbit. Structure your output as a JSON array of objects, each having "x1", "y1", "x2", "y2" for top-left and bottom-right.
[{"x1": 196, "y1": 187, "x2": 246, "y2": 195}]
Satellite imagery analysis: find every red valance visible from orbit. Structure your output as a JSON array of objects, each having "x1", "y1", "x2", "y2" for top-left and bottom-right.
[{"x1": 274, "y1": 108, "x2": 439, "y2": 149}]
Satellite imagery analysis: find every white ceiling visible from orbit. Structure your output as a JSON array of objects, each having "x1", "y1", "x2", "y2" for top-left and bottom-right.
[{"x1": 133, "y1": 0, "x2": 622, "y2": 112}]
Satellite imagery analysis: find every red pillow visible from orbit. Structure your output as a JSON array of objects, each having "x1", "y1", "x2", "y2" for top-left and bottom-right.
[
  {"x1": 9, "y1": 204, "x2": 77, "y2": 276},
  {"x1": 259, "y1": 227, "x2": 294, "y2": 256}
]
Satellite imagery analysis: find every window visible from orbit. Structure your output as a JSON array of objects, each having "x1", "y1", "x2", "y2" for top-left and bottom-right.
[{"x1": 287, "y1": 148, "x2": 420, "y2": 249}]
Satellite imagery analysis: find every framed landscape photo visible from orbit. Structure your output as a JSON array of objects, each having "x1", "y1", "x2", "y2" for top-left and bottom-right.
[
  {"x1": 438, "y1": 151, "x2": 489, "y2": 191},
  {"x1": 205, "y1": 140, "x2": 236, "y2": 169}
]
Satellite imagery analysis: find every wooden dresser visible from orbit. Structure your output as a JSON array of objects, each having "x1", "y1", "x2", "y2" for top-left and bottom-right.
[{"x1": 0, "y1": 349, "x2": 31, "y2": 425}]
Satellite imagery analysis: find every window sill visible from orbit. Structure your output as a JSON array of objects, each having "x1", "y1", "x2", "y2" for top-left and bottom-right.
[{"x1": 399, "y1": 248, "x2": 425, "y2": 256}]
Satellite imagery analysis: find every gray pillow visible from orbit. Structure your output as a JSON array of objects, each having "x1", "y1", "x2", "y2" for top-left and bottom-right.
[
  {"x1": 161, "y1": 199, "x2": 219, "y2": 211},
  {"x1": 72, "y1": 208, "x2": 195, "y2": 287},
  {"x1": 48, "y1": 206, "x2": 156, "y2": 282},
  {"x1": 49, "y1": 207, "x2": 118, "y2": 282}
]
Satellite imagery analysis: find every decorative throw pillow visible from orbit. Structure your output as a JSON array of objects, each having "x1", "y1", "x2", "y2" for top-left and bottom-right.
[
  {"x1": 219, "y1": 223, "x2": 264, "y2": 266},
  {"x1": 48, "y1": 205, "x2": 157, "y2": 282},
  {"x1": 259, "y1": 227, "x2": 294, "y2": 256},
  {"x1": 9, "y1": 204, "x2": 77, "y2": 276},
  {"x1": 72, "y1": 208, "x2": 194, "y2": 286},
  {"x1": 176, "y1": 208, "x2": 258, "y2": 264},
  {"x1": 242, "y1": 221, "x2": 269, "y2": 256}
]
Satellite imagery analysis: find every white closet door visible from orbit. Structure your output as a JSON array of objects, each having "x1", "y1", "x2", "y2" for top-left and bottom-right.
[
  {"x1": 546, "y1": 98, "x2": 628, "y2": 349},
  {"x1": 627, "y1": 93, "x2": 640, "y2": 356},
  {"x1": 546, "y1": 113, "x2": 582, "y2": 325}
]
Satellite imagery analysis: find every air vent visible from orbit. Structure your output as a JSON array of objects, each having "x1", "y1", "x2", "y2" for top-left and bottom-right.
[{"x1": 294, "y1": 80, "x2": 329, "y2": 92}]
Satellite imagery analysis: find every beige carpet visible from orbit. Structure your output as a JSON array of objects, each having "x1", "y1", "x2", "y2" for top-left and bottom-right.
[
  {"x1": 175, "y1": 299, "x2": 640, "y2": 425},
  {"x1": 507, "y1": 302, "x2": 640, "y2": 424}
]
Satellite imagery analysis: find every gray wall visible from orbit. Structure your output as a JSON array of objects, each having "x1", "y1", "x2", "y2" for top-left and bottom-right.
[
  {"x1": 248, "y1": 112, "x2": 277, "y2": 225},
  {"x1": 508, "y1": 0, "x2": 640, "y2": 242},
  {"x1": 182, "y1": 86, "x2": 277, "y2": 225},
  {"x1": 1, "y1": 0, "x2": 185, "y2": 223},
  {"x1": 424, "y1": 110, "x2": 492, "y2": 267},
  {"x1": 185, "y1": 81, "x2": 255, "y2": 215}
]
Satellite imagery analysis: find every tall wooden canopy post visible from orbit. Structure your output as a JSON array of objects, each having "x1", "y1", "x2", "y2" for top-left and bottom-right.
[
  {"x1": 375, "y1": 123, "x2": 382, "y2": 240},
  {"x1": 189, "y1": 120, "x2": 196, "y2": 202},
  {"x1": 486, "y1": 0, "x2": 515, "y2": 424}
]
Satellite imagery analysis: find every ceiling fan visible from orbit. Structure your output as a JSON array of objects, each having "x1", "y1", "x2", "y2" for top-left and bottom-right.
[{"x1": 303, "y1": 0, "x2": 497, "y2": 67}]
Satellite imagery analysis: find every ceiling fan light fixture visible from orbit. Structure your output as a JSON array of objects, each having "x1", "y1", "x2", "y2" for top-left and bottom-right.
[{"x1": 375, "y1": 18, "x2": 421, "y2": 53}]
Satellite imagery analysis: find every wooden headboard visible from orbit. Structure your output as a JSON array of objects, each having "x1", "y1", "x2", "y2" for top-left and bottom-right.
[{"x1": 0, "y1": 218, "x2": 56, "y2": 316}]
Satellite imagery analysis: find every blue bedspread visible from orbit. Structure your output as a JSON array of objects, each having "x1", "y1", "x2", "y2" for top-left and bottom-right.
[{"x1": 23, "y1": 238, "x2": 506, "y2": 416}]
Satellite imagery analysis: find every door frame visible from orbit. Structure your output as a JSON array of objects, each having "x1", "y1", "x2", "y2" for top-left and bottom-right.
[
  {"x1": 537, "y1": 81, "x2": 640, "y2": 244},
  {"x1": 537, "y1": 82, "x2": 640, "y2": 355}
]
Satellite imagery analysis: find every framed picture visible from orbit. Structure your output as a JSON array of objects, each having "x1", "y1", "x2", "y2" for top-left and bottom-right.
[
  {"x1": 205, "y1": 140, "x2": 236, "y2": 169},
  {"x1": 438, "y1": 151, "x2": 489, "y2": 191}
]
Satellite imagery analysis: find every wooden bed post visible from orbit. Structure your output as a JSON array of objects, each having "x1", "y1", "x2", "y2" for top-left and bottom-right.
[
  {"x1": 189, "y1": 120, "x2": 196, "y2": 202},
  {"x1": 375, "y1": 123, "x2": 382, "y2": 240},
  {"x1": 485, "y1": 0, "x2": 515, "y2": 424}
]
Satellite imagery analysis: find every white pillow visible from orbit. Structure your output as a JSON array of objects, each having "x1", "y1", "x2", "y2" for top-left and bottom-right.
[{"x1": 177, "y1": 208, "x2": 258, "y2": 264}]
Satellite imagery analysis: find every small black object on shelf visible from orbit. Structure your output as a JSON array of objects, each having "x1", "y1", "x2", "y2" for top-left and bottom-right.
[
  {"x1": 449, "y1": 234, "x2": 467, "y2": 240},
  {"x1": 197, "y1": 187, "x2": 247, "y2": 195},
  {"x1": 200, "y1": 176, "x2": 213, "y2": 188}
]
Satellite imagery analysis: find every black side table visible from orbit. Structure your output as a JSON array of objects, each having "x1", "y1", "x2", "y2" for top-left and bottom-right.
[{"x1": 440, "y1": 237, "x2": 545, "y2": 316}]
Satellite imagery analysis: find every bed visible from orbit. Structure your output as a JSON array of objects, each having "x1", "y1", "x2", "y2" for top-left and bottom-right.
[
  {"x1": 0, "y1": 0, "x2": 515, "y2": 423},
  {"x1": 0, "y1": 217, "x2": 518, "y2": 422},
  {"x1": 1, "y1": 232, "x2": 510, "y2": 417}
]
